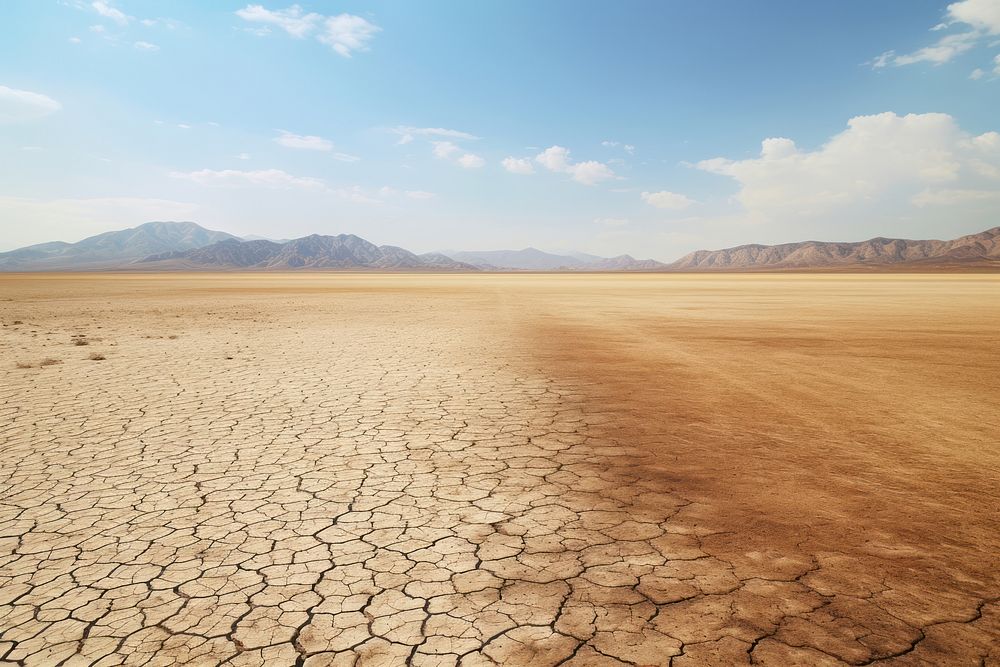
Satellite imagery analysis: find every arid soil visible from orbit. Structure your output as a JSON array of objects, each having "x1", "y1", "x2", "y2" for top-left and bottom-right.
[{"x1": 1, "y1": 273, "x2": 997, "y2": 666}]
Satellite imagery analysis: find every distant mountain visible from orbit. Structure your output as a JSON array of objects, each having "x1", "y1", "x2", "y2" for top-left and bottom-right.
[
  {"x1": 669, "y1": 227, "x2": 1000, "y2": 270},
  {"x1": 141, "y1": 234, "x2": 480, "y2": 271},
  {"x1": 0, "y1": 221, "x2": 236, "y2": 271},
  {"x1": 446, "y1": 248, "x2": 667, "y2": 271}
]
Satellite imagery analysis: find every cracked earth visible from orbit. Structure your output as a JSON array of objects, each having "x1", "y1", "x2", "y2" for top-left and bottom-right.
[{"x1": 1, "y1": 274, "x2": 998, "y2": 666}]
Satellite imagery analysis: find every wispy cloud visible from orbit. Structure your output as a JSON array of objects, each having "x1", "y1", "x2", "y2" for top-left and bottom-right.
[
  {"x1": 0, "y1": 85, "x2": 61, "y2": 123},
  {"x1": 134, "y1": 40, "x2": 159, "y2": 51},
  {"x1": 392, "y1": 126, "x2": 479, "y2": 145},
  {"x1": 170, "y1": 168, "x2": 327, "y2": 190},
  {"x1": 274, "y1": 130, "x2": 333, "y2": 151},
  {"x1": 872, "y1": 0, "x2": 1000, "y2": 69},
  {"x1": 236, "y1": 4, "x2": 380, "y2": 57},
  {"x1": 92, "y1": 0, "x2": 129, "y2": 25}
]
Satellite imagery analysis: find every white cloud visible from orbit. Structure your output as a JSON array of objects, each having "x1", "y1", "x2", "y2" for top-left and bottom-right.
[
  {"x1": 432, "y1": 141, "x2": 460, "y2": 159},
  {"x1": 392, "y1": 126, "x2": 479, "y2": 144},
  {"x1": 235, "y1": 4, "x2": 379, "y2": 57},
  {"x1": 69, "y1": 36, "x2": 82, "y2": 44},
  {"x1": 0, "y1": 196, "x2": 200, "y2": 251},
  {"x1": 569, "y1": 161, "x2": 616, "y2": 185},
  {"x1": 873, "y1": 0, "x2": 1000, "y2": 68},
  {"x1": 0, "y1": 85, "x2": 61, "y2": 123},
  {"x1": 89, "y1": 24, "x2": 105, "y2": 33},
  {"x1": 641, "y1": 190, "x2": 696, "y2": 210},
  {"x1": 235, "y1": 4, "x2": 319, "y2": 38},
  {"x1": 170, "y1": 168, "x2": 327, "y2": 190},
  {"x1": 236, "y1": 153, "x2": 251, "y2": 160},
  {"x1": 318, "y1": 14, "x2": 380, "y2": 57},
  {"x1": 995, "y1": 53, "x2": 1000, "y2": 73},
  {"x1": 134, "y1": 40, "x2": 159, "y2": 51},
  {"x1": 331, "y1": 185, "x2": 435, "y2": 204},
  {"x1": 430, "y1": 141, "x2": 483, "y2": 169},
  {"x1": 274, "y1": 129, "x2": 333, "y2": 151},
  {"x1": 970, "y1": 67, "x2": 986, "y2": 78},
  {"x1": 502, "y1": 157, "x2": 535, "y2": 174},
  {"x1": 457, "y1": 153, "x2": 485, "y2": 169},
  {"x1": 696, "y1": 111, "x2": 1000, "y2": 225},
  {"x1": 333, "y1": 152, "x2": 361, "y2": 162},
  {"x1": 177, "y1": 123, "x2": 190, "y2": 129},
  {"x1": 946, "y1": 0, "x2": 1000, "y2": 34},
  {"x1": 535, "y1": 146, "x2": 616, "y2": 185},
  {"x1": 602, "y1": 140, "x2": 636, "y2": 154},
  {"x1": 92, "y1": 0, "x2": 129, "y2": 25}
]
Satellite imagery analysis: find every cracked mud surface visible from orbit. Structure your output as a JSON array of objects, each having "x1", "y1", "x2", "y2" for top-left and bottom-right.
[{"x1": 1, "y1": 273, "x2": 998, "y2": 666}]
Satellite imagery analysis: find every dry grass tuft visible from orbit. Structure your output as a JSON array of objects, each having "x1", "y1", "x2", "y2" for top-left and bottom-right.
[
  {"x1": 88, "y1": 352, "x2": 106, "y2": 361},
  {"x1": 73, "y1": 338, "x2": 89, "y2": 346},
  {"x1": 39, "y1": 358, "x2": 62, "y2": 367},
  {"x1": 15, "y1": 361, "x2": 33, "y2": 369}
]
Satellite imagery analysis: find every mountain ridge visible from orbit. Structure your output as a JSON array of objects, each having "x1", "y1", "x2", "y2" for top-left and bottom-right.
[
  {"x1": 669, "y1": 226, "x2": 1000, "y2": 270},
  {"x1": 2, "y1": 222, "x2": 998, "y2": 271}
]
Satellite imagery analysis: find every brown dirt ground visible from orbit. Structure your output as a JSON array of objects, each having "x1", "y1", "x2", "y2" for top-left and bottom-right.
[{"x1": 0, "y1": 273, "x2": 997, "y2": 666}]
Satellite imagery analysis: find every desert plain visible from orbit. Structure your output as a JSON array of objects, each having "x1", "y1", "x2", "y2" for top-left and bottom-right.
[{"x1": 0, "y1": 272, "x2": 998, "y2": 666}]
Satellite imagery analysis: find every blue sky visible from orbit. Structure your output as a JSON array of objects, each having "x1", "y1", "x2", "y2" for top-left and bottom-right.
[{"x1": 2, "y1": 1, "x2": 999, "y2": 259}]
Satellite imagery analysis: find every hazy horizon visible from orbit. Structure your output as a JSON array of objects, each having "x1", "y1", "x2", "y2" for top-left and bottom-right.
[{"x1": 2, "y1": 1, "x2": 999, "y2": 259}]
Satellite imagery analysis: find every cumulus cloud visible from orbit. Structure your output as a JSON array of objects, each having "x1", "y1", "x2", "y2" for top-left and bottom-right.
[
  {"x1": 428, "y1": 140, "x2": 483, "y2": 169},
  {"x1": 170, "y1": 168, "x2": 327, "y2": 190},
  {"x1": 133, "y1": 41, "x2": 159, "y2": 51},
  {"x1": 534, "y1": 146, "x2": 616, "y2": 185},
  {"x1": 431, "y1": 141, "x2": 460, "y2": 159},
  {"x1": 457, "y1": 153, "x2": 485, "y2": 169},
  {"x1": 696, "y1": 112, "x2": 1000, "y2": 225},
  {"x1": 873, "y1": 0, "x2": 1000, "y2": 69},
  {"x1": 501, "y1": 157, "x2": 535, "y2": 174},
  {"x1": 274, "y1": 130, "x2": 333, "y2": 151},
  {"x1": 641, "y1": 190, "x2": 696, "y2": 210},
  {"x1": 236, "y1": 4, "x2": 379, "y2": 57},
  {"x1": 0, "y1": 85, "x2": 61, "y2": 123},
  {"x1": 318, "y1": 14, "x2": 381, "y2": 58}
]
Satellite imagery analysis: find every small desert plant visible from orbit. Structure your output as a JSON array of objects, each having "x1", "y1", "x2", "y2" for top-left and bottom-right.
[
  {"x1": 15, "y1": 361, "x2": 33, "y2": 369},
  {"x1": 73, "y1": 338, "x2": 89, "y2": 346},
  {"x1": 39, "y1": 358, "x2": 62, "y2": 367},
  {"x1": 88, "y1": 352, "x2": 106, "y2": 361},
  {"x1": 12, "y1": 320, "x2": 22, "y2": 325}
]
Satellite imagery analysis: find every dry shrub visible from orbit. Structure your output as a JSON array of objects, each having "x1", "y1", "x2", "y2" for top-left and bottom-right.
[
  {"x1": 15, "y1": 361, "x2": 33, "y2": 369},
  {"x1": 73, "y1": 338, "x2": 89, "y2": 346},
  {"x1": 88, "y1": 352, "x2": 106, "y2": 361},
  {"x1": 39, "y1": 358, "x2": 62, "y2": 367}
]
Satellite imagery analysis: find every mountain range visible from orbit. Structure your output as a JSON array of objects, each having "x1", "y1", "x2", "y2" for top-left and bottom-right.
[
  {"x1": 672, "y1": 226, "x2": 1000, "y2": 270},
  {"x1": 0, "y1": 221, "x2": 997, "y2": 271}
]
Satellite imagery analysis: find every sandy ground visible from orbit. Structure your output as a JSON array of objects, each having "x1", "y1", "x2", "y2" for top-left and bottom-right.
[{"x1": 0, "y1": 273, "x2": 997, "y2": 666}]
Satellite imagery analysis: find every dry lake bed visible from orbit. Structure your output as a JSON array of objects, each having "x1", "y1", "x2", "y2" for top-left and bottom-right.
[{"x1": 1, "y1": 273, "x2": 998, "y2": 666}]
